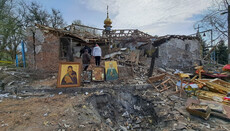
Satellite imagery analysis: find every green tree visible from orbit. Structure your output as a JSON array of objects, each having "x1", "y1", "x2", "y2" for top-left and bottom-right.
[
  {"x1": 0, "y1": 0, "x2": 66, "y2": 61},
  {"x1": 0, "y1": 0, "x2": 24, "y2": 60},
  {"x1": 19, "y1": 1, "x2": 50, "y2": 27},
  {"x1": 196, "y1": 32, "x2": 208, "y2": 58},
  {"x1": 216, "y1": 39, "x2": 228, "y2": 64},
  {"x1": 18, "y1": 1, "x2": 66, "y2": 28},
  {"x1": 50, "y1": 8, "x2": 65, "y2": 28}
]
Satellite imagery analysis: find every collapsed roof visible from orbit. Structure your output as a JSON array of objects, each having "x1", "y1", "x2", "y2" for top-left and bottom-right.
[{"x1": 152, "y1": 35, "x2": 198, "y2": 47}]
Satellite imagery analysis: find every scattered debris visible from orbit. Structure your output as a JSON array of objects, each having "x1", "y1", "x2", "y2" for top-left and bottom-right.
[
  {"x1": 43, "y1": 113, "x2": 48, "y2": 117},
  {"x1": 64, "y1": 123, "x2": 70, "y2": 128},
  {"x1": 186, "y1": 103, "x2": 211, "y2": 120},
  {"x1": 0, "y1": 40, "x2": 230, "y2": 130}
]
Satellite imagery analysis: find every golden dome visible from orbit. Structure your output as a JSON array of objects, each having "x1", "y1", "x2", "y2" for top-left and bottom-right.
[
  {"x1": 104, "y1": 5, "x2": 112, "y2": 26},
  {"x1": 104, "y1": 17, "x2": 112, "y2": 25}
]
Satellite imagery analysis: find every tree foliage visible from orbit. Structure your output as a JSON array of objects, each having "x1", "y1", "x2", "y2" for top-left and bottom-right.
[
  {"x1": 197, "y1": 33, "x2": 209, "y2": 58},
  {"x1": 0, "y1": 0, "x2": 24, "y2": 60},
  {"x1": 18, "y1": 1, "x2": 65, "y2": 28},
  {"x1": 196, "y1": 0, "x2": 229, "y2": 64},
  {"x1": 50, "y1": 8, "x2": 65, "y2": 28},
  {"x1": 195, "y1": 0, "x2": 229, "y2": 40},
  {"x1": 0, "y1": 0, "x2": 66, "y2": 61},
  {"x1": 216, "y1": 39, "x2": 228, "y2": 64}
]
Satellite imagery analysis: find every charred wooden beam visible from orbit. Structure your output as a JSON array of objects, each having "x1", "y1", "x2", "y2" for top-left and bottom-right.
[{"x1": 148, "y1": 47, "x2": 158, "y2": 77}]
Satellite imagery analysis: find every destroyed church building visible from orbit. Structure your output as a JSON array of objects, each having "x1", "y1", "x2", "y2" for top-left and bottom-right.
[
  {"x1": 26, "y1": 24, "x2": 108, "y2": 71},
  {"x1": 26, "y1": 8, "x2": 201, "y2": 72}
]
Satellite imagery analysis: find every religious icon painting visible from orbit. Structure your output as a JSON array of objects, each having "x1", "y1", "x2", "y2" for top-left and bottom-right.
[
  {"x1": 57, "y1": 62, "x2": 81, "y2": 88},
  {"x1": 105, "y1": 61, "x2": 119, "y2": 81},
  {"x1": 82, "y1": 70, "x2": 92, "y2": 83},
  {"x1": 92, "y1": 67, "x2": 105, "y2": 81}
]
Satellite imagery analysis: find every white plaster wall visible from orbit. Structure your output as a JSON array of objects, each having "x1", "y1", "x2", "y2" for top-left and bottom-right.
[
  {"x1": 155, "y1": 38, "x2": 200, "y2": 70},
  {"x1": 35, "y1": 29, "x2": 45, "y2": 43}
]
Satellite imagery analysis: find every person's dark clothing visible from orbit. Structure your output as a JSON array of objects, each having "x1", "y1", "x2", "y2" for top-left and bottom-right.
[
  {"x1": 95, "y1": 56, "x2": 101, "y2": 66},
  {"x1": 83, "y1": 65, "x2": 88, "y2": 71},
  {"x1": 82, "y1": 53, "x2": 91, "y2": 64},
  {"x1": 82, "y1": 52, "x2": 91, "y2": 71},
  {"x1": 80, "y1": 46, "x2": 91, "y2": 56}
]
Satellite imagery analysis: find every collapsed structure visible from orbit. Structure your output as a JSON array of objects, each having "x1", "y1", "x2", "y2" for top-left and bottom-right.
[
  {"x1": 2, "y1": 6, "x2": 230, "y2": 131},
  {"x1": 26, "y1": 7, "x2": 201, "y2": 73}
]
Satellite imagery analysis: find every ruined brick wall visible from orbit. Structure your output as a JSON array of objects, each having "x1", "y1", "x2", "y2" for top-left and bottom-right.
[
  {"x1": 155, "y1": 38, "x2": 201, "y2": 70},
  {"x1": 26, "y1": 28, "x2": 61, "y2": 72}
]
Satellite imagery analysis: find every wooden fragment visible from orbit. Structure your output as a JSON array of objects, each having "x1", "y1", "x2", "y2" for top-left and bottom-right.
[
  {"x1": 104, "y1": 51, "x2": 122, "y2": 59},
  {"x1": 196, "y1": 90, "x2": 230, "y2": 105},
  {"x1": 135, "y1": 50, "x2": 140, "y2": 65},
  {"x1": 147, "y1": 73, "x2": 167, "y2": 91},
  {"x1": 157, "y1": 78, "x2": 176, "y2": 92},
  {"x1": 186, "y1": 103, "x2": 211, "y2": 120},
  {"x1": 194, "y1": 78, "x2": 230, "y2": 95},
  {"x1": 195, "y1": 66, "x2": 203, "y2": 80},
  {"x1": 205, "y1": 82, "x2": 230, "y2": 95},
  {"x1": 148, "y1": 73, "x2": 166, "y2": 83},
  {"x1": 147, "y1": 79, "x2": 159, "y2": 91},
  {"x1": 210, "y1": 78, "x2": 230, "y2": 88},
  {"x1": 180, "y1": 77, "x2": 184, "y2": 97}
]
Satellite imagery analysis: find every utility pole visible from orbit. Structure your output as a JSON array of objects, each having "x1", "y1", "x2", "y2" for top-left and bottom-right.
[
  {"x1": 195, "y1": 25, "x2": 202, "y2": 36},
  {"x1": 228, "y1": 5, "x2": 230, "y2": 63}
]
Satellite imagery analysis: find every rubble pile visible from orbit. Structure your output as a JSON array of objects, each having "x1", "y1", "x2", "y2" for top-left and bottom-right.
[
  {"x1": 82, "y1": 82, "x2": 230, "y2": 130},
  {"x1": 186, "y1": 77, "x2": 230, "y2": 120},
  {"x1": 147, "y1": 65, "x2": 230, "y2": 124},
  {"x1": 1, "y1": 55, "x2": 230, "y2": 130},
  {"x1": 0, "y1": 66, "x2": 57, "y2": 95},
  {"x1": 87, "y1": 91, "x2": 158, "y2": 130}
]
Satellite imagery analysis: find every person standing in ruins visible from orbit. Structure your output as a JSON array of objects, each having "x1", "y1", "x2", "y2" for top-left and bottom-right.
[
  {"x1": 92, "y1": 44, "x2": 102, "y2": 66},
  {"x1": 80, "y1": 45, "x2": 92, "y2": 57},
  {"x1": 82, "y1": 49, "x2": 91, "y2": 71}
]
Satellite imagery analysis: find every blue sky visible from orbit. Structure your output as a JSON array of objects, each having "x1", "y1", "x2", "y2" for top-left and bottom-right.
[{"x1": 25, "y1": 0, "x2": 214, "y2": 36}]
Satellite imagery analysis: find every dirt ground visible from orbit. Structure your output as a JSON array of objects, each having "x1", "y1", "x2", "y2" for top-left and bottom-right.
[{"x1": 0, "y1": 94, "x2": 111, "y2": 131}]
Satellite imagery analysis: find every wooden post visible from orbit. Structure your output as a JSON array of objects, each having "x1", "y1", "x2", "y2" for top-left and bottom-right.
[
  {"x1": 67, "y1": 38, "x2": 74, "y2": 62},
  {"x1": 199, "y1": 69, "x2": 202, "y2": 80},
  {"x1": 148, "y1": 48, "x2": 157, "y2": 77},
  {"x1": 70, "y1": 38, "x2": 74, "y2": 62},
  {"x1": 180, "y1": 77, "x2": 183, "y2": 97},
  {"x1": 195, "y1": 66, "x2": 203, "y2": 80}
]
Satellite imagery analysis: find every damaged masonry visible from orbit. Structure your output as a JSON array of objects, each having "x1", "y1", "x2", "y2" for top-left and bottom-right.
[
  {"x1": 1, "y1": 5, "x2": 230, "y2": 131},
  {"x1": 26, "y1": 24, "x2": 201, "y2": 72}
]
